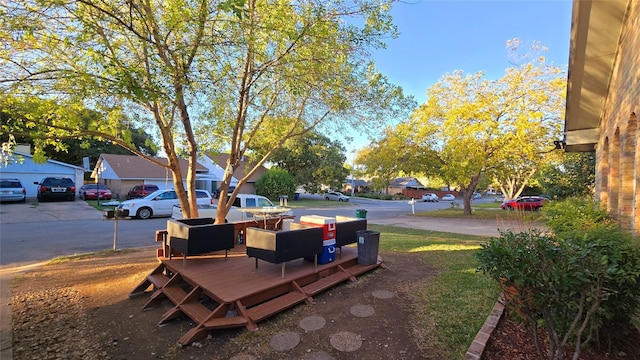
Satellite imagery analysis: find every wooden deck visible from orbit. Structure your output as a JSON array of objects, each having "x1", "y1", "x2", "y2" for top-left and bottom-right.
[{"x1": 129, "y1": 245, "x2": 382, "y2": 346}]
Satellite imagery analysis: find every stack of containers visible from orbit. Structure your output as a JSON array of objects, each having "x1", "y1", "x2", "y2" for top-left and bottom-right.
[{"x1": 300, "y1": 215, "x2": 336, "y2": 264}]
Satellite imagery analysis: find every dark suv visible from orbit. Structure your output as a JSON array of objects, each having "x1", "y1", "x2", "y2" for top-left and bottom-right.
[
  {"x1": 34, "y1": 177, "x2": 76, "y2": 201},
  {"x1": 127, "y1": 184, "x2": 160, "y2": 199}
]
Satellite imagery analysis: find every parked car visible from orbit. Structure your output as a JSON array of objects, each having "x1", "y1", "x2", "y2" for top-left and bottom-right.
[
  {"x1": 472, "y1": 192, "x2": 481, "y2": 199},
  {"x1": 500, "y1": 196, "x2": 546, "y2": 211},
  {"x1": 79, "y1": 183, "x2": 112, "y2": 200},
  {"x1": 441, "y1": 194, "x2": 455, "y2": 201},
  {"x1": 0, "y1": 178, "x2": 26, "y2": 202},
  {"x1": 324, "y1": 191, "x2": 350, "y2": 202},
  {"x1": 34, "y1": 177, "x2": 76, "y2": 201},
  {"x1": 422, "y1": 193, "x2": 439, "y2": 202},
  {"x1": 118, "y1": 189, "x2": 213, "y2": 219},
  {"x1": 127, "y1": 184, "x2": 160, "y2": 199},
  {"x1": 172, "y1": 204, "x2": 245, "y2": 222},
  {"x1": 172, "y1": 194, "x2": 292, "y2": 221}
]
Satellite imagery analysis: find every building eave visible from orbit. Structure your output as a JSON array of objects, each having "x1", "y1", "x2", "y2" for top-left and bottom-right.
[{"x1": 564, "y1": 0, "x2": 628, "y2": 152}]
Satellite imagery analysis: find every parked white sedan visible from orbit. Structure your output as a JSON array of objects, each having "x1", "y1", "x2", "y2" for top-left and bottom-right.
[
  {"x1": 441, "y1": 194, "x2": 456, "y2": 201},
  {"x1": 324, "y1": 191, "x2": 350, "y2": 201},
  {"x1": 118, "y1": 189, "x2": 212, "y2": 219}
]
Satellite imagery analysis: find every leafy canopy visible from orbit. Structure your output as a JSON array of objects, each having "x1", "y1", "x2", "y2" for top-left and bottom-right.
[{"x1": 1, "y1": 0, "x2": 415, "y2": 222}]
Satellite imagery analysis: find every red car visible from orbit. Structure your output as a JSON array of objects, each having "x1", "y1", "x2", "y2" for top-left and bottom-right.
[
  {"x1": 500, "y1": 196, "x2": 546, "y2": 211},
  {"x1": 79, "y1": 184, "x2": 112, "y2": 200},
  {"x1": 127, "y1": 184, "x2": 159, "y2": 199}
]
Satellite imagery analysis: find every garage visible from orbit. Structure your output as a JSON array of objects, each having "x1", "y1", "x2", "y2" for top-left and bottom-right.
[{"x1": 1, "y1": 151, "x2": 86, "y2": 199}]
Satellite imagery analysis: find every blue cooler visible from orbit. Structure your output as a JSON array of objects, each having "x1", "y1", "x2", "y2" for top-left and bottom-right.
[{"x1": 318, "y1": 239, "x2": 336, "y2": 264}]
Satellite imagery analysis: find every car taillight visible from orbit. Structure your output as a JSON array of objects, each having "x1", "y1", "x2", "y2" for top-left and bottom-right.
[
  {"x1": 210, "y1": 198, "x2": 214, "y2": 204},
  {"x1": 40, "y1": 186, "x2": 47, "y2": 192},
  {"x1": 21, "y1": 188, "x2": 26, "y2": 195},
  {"x1": 71, "y1": 186, "x2": 76, "y2": 192}
]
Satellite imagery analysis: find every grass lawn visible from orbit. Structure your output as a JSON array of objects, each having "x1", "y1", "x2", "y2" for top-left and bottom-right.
[
  {"x1": 369, "y1": 224, "x2": 499, "y2": 359},
  {"x1": 79, "y1": 196, "x2": 508, "y2": 358}
]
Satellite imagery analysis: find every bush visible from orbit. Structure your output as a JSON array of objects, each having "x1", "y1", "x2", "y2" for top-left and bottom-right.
[
  {"x1": 476, "y1": 198, "x2": 640, "y2": 360},
  {"x1": 255, "y1": 168, "x2": 296, "y2": 202}
]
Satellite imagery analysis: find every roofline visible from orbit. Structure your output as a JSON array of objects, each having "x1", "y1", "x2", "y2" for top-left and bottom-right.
[{"x1": 563, "y1": 0, "x2": 628, "y2": 152}]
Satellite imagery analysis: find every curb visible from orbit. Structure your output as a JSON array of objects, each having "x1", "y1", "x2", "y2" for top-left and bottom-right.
[{"x1": 464, "y1": 294, "x2": 506, "y2": 360}]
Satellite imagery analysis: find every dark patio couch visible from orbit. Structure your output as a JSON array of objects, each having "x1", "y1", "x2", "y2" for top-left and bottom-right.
[
  {"x1": 167, "y1": 218, "x2": 235, "y2": 266},
  {"x1": 245, "y1": 226, "x2": 323, "y2": 278},
  {"x1": 335, "y1": 216, "x2": 367, "y2": 254}
]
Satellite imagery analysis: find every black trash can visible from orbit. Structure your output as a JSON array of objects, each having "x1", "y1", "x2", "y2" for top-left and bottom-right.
[
  {"x1": 356, "y1": 230, "x2": 380, "y2": 265},
  {"x1": 355, "y1": 209, "x2": 368, "y2": 219}
]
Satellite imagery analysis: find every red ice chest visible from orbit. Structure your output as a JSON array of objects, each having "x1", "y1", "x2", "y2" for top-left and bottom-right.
[{"x1": 299, "y1": 215, "x2": 337, "y2": 240}]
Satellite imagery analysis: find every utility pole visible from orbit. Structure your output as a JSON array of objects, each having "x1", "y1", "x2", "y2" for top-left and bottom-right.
[{"x1": 351, "y1": 148, "x2": 356, "y2": 197}]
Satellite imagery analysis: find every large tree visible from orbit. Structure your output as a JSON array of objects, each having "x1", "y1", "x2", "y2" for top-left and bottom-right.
[
  {"x1": 266, "y1": 132, "x2": 349, "y2": 194},
  {"x1": 1, "y1": 0, "x2": 414, "y2": 223},
  {"x1": 357, "y1": 124, "x2": 436, "y2": 194},
  {"x1": 1, "y1": 95, "x2": 157, "y2": 169},
  {"x1": 408, "y1": 41, "x2": 565, "y2": 214}
]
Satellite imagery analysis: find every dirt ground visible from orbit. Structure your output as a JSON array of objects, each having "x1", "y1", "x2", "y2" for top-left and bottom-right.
[
  {"x1": 10, "y1": 248, "x2": 439, "y2": 360},
  {"x1": 10, "y1": 247, "x2": 640, "y2": 360}
]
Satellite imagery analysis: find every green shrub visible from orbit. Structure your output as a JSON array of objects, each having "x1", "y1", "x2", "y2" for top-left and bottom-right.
[
  {"x1": 476, "y1": 218, "x2": 640, "y2": 360},
  {"x1": 255, "y1": 168, "x2": 296, "y2": 201}
]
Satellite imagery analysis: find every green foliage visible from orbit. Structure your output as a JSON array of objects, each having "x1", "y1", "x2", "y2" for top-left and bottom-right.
[
  {"x1": 476, "y1": 200, "x2": 640, "y2": 360},
  {"x1": 255, "y1": 168, "x2": 296, "y2": 202},
  {"x1": 265, "y1": 132, "x2": 348, "y2": 193},
  {"x1": 544, "y1": 197, "x2": 614, "y2": 238},
  {"x1": 406, "y1": 41, "x2": 566, "y2": 213},
  {"x1": 537, "y1": 152, "x2": 595, "y2": 200}
]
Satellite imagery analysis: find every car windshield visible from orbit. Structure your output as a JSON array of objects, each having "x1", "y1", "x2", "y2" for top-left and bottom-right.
[
  {"x1": 44, "y1": 178, "x2": 73, "y2": 186},
  {"x1": 85, "y1": 184, "x2": 107, "y2": 189},
  {"x1": 0, "y1": 180, "x2": 22, "y2": 188}
]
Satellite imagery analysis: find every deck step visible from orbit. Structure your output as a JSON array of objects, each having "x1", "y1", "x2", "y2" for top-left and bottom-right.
[
  {"x1": 147, "y1": 273, "x2": 170, "y2": 288},
  {"x1": 246, "y1": 291, "x2": 307, "y2": 322},
  {"x1": 343, "y1": 263, "x2": 380, "y2": 276},
  {"x1": 302, "y1": 271, "x2": 351, "y2": 296},
  {"x1": 179, "y1": 302, "x2": 212, "y2": 324},
  {"x1": 163, "y1": 285, "x2": 188, "y2": 304},
  {"x1": 204, "y1": 316, "x2": 248, "y2": 329}
]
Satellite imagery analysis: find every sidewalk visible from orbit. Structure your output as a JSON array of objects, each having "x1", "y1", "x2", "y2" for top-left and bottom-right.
[{"x1": 369, "y1": 214, "x2": 546, "y2": 238}]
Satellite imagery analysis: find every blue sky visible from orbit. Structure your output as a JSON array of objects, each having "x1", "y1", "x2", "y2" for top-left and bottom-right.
[
  {"x1": 373, "y1": 0, "x2": 573, "y2": 104},
  {"x1": 343, "y1": 0, "x2": 573, "y2": 155}
]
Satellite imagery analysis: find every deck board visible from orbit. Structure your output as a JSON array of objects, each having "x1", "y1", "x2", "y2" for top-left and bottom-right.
[{"x1": 132, "y1": 246, "x2": 382, "y2": 345}]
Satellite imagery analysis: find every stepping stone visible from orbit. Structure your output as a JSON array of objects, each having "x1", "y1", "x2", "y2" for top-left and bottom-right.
[
  {"x1": 302, "y1": 351, "x2": 335, "y2": 360},
  {"x1": 330, "y1": 331, "x2": 363, "y2": 352},
  {"x1": 269, "y1": 331, "x2": 300, "y2": 351},
  {"x1": 229, "y1": 355, "x2": 257, "y2": 360},
  {"x1": 372, "y1": 290, "x2": 395, "y2": 299},
  {"x1": 349, "y1": 304, "x2": 375, "y2": 318},
  {"x1": 300, "y1": 315, "x2": 326, "y2": 331}
]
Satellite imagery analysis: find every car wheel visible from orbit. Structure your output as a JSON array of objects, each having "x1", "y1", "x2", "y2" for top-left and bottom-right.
[
  {"x1": 325, "y1": 197, "x2": 330, "y2": 201},
  {"x1": 506, "y1": 206, "x2": 514, "y2": 211},
  {"x1": 137, "y1": 207, "x2": 152, "y2": 219}
]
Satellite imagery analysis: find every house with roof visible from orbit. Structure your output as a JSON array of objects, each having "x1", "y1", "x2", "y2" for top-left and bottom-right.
[
  {"x1": 387, "y1": 177, "x2": 425, "y2": 195},
  {"x1": 92, "y1": 154, "x2": 210, "y2": 200},
  {"x1": 1, "y1": 145, "x2": 85, "y2": 198},
  {"x1": 563, "y1": 0, "x2": 638, "y2": 234},
  {"x1": 204, "y1": 153, "x2": 269, "y2": 195}
]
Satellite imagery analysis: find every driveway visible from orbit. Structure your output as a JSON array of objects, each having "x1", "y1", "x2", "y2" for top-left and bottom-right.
[{"x1": 0, "y1": 198, "x2": 103, "y2": 224}]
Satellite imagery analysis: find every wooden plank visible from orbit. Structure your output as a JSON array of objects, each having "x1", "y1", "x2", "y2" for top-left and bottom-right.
[
  {"x1": 302, "y1": 271, "x2": 351, "y2": 296},
  {"x1": 128, "y1": 263, "x2": 165, "y2": 297},
  {"x1": 203, "y1": 316, "x2": 248, "y2": 328},
  {"x1": 163, "y1": 285, "x2": 188, "y2": 304},
  {"x1": 246, "y1": 291, "x2": 307, "y2": 322},
  {"x1": 179, "y1": 302, "x2": 212, "y2": 325},
  {"x1": 147, "y1": 273, "x2": 170, "y2": 288}
]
